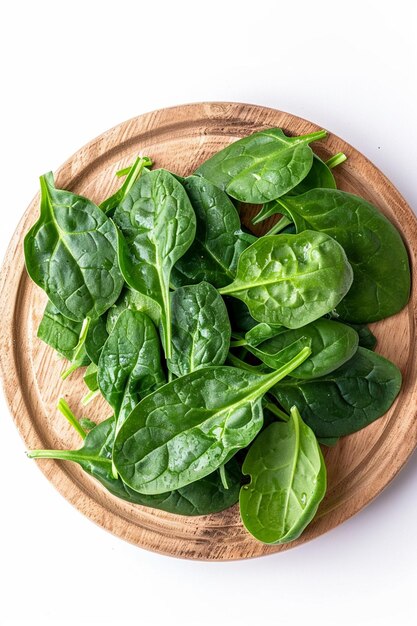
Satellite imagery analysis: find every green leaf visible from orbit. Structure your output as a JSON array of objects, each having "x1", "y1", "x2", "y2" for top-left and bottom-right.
[
  {"x1": 272, "y1": 347, "x2": 402, "y2": 438},
  {"x1": 171, "y1": 176, "x2": 253, "y2": 288},
  {"x1": 98, "y1": 309, "x2": 165, "y2": 432},
  {"x1": 37, "y1": 300, "x2": 90, "y2": 365},
  {"x1": 252, "y1": 154, "x2": 337, "y2": 224},
  {"x1": 85, "y1": 316, "x2": 108, "y2": 365},
  {"x1": 276, "y1": 189, "x2": 411, "y2": 322},
  {"x1": 113, "y1": 347, "x2": 311, "y2": 495},
  {"x1": 113, "y1": 169, "x2": 196, "y2": 358},
  {"x1": 248, "y1": 319, "x2": 359, "y2": 379},
  {"x1": 83, "y1": 362, "x2": 98, "y2": 392},
  {"x1": 106, "y1": 288, "x2": 161, "y2": 334},
  {"x1": 24, "y1": 173, "x2": 124, "y2": 322},
  {"x1": 28, "y1": 417, "x2": 242, "y2": 516},
  {"x1": 168, "y1": 282, "x2": 231, "y2": 377},
  {"x1": 219, "y1": 231, "x2": 353, "y2": 328},
  {"x1": 240, "y1": 406, "x2": 326, "y2": 544},
  {"x1": 195, "y1": 128, "x2": 327, "y2": 203},
  {"x1": 243, "y1": 323, "x2": 284, "y2": 347}
]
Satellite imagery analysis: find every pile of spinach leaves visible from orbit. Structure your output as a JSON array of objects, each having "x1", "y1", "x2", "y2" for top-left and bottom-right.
[{"x1": 24, "y1": 127, "x2": 408, "y2": 546}]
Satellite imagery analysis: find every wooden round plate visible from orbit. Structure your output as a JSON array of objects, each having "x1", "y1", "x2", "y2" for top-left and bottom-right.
[{"x1": 1, "y1": 102, "x2": 417, "y2": 561}]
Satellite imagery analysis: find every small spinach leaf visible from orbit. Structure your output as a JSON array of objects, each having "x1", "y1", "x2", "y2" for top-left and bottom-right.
[
  {"x1": 195, "y1": 128, "x2": 326, "y2": 203},
  {"x1": 113, "y1": 169, "x2": 196, "y2": 358},
  {"x1": 100, "y1": 156, "x2": 150, "y2": 216},
  {"x1": 85, "y1": 316, "x2": 108, "y2": 365},
  {"x1": 171, "y1": 176, "x2": 253, "y2": 288},
  {"x1": 114, "y1": 347, "x2": 311, "y2": 494},
  {"x1": 37, "y1": 300, "x2": 90, "y2": 365},
  {"x1": 219, "y1": 231, "x2": 353, "y2": 328},
  {"x1": 248, "y1": 319, "x2": 359, "y2": 379},
  {"x1": 168, "y1": 282, "x2": 231, "y2": 377},
  {"x1": 271, "y1": 347, "x2": 402, "y2": 438},
  {"x1": 24, "y1": 173, "x2": 124, "y2": 322},
  {"x1": 98, "y1": 309, "x2": 165, "y2": 431},
  {"x1": 252, "y1": 154, "x2": 336, "y2": 224},
  {"x1": 240, "y1": 406, "x2": 326, "y2": 544},
  {"x1": 83, "y1": 362, "x2": 98, "y2": 392}
]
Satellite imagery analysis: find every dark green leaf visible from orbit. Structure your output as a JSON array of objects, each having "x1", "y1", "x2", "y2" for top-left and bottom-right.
[
  {"x1": 272, "y1": 347, "x2": 402, "y2": 438},
  {"x1": 171, "y1": 176, "x2": 252, "y2": 288},
  {"x1": 83, "y1": 362, "x2": 98, "y2": 392},
  {"x1": 85, "y1": 316, "x2": 108, "y2": 365},
  {"x1": 37, "y1": 300, "x2": 90, "y2": 364},
  {"x1": 219, "y1": 231, "x2": 353, "y2": 328},
  {"x1": 98, "y1": 309, "x2": 165, "y2": 431},
  {"x1": 168, "y1": 282, "x2": 231, "y2": 377},
  {"x1": 100, "y1": 157, "x2": 150, "y2": 216},
  {"x1": 195, "y1": 128, "x2": 326, "y2": 203},
  {"x1": 240, "y1": 406, "x2": 326, "y2": 544},
  {"x1": 113, "y1": 169, "x2": 196, "y2": 358},
  {"x1": 24, "y1": 173, "x2": 124, "y2": 322}
]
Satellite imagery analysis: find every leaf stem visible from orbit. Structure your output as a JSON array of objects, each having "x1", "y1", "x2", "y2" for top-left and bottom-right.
[
  {"x1": 81, "y1": 389, "x2": 100, "y2": 406},
  {"x1": 61, "y1": 363, "x2": 79, "y2": 380},
  {"x1": 230, "y1": 338, "x2": 247, "y2": 348},
  {"x1": 57, "y1": 398, "x2": 86, "y2": 439},
  {"x1": 219, "y1": 465, "x2": 229, "y2": 490},
  {"x1": 325, "y1": 152, "x2": 347, "y2": 169},
  {"x1": 263, "y1": 400, "x2": 290, "y2": 421},
  {"x1": 116, "y1": 156, "x2": 153, "y2": 177},
  {"x1": 265, "y1": 215, "x2": 292, "y2": 236},
  {"x1": 298, "y1": 129, "x2": 327, "y2": 144}
]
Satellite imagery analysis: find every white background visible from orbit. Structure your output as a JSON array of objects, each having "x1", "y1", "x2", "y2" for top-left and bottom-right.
[{"x1": 1, "y1": 1, "x2": 416, "y2": 624}]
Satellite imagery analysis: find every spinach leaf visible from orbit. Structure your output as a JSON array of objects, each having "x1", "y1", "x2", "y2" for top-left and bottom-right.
[
  {"x1": 240, "y1": 406, "x2": 326, "y2": 544},
  {"x1": 195, "y1": 128, "x2": 327, "y2": 203},
  {"x1": 275, "y1": 189, "x2": 411, "y2": 322},
  {"x1": 113, "y1": 347, "x2": 311, "y2": 495},
  {"x1": 28, "y1": 417, "x2": 242, "y2": 516},
  {"x1": 85, "y1": 316, "x2": 108, "y2": 365},
  {"x1": 219, "y1": 231, "x2": 353, "y2": 328},
  {"x1": 243, "y1": 323, "x2": 284, "y2": 347},
  {"x1": 340, "y1": 322, "x2": 377, "y2": 351},
  {"x1": 83, "y1": 362, "x2": 98, "y2": 392},
  {"x1": 171, "y1": 176, "x2": 253, "y2": 288},
  {"x1": 248, "y1": 319, "x2": 359, "y2": 379},
  {"x1": 271, "y1": 347, "x2": 402, "y2": 438},
  {"x1": 98, "y1": 309, "x2": 165, "y2": 431},
  {"x1": 252, "y1": 154, "x2": 337, "y2": 224},
  {"x1": 168, "y1": 282, "x2": 231, "y2": 377},
  {"x1": 37, "y1": 300, "x2": 90, "y2": 365},
  {"x1": 106, "y1": 288, "x2": 161, "y2": 334},
  {"x1": 24, "y1": 173, "x2": 124, "y2": 322},
  {"x1": 113, "y1": 169, "x2": 196, "y2": 358}
]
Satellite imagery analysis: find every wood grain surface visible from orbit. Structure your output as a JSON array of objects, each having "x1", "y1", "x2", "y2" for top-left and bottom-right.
[{"x1": 1, "y1": 102, "x2": 417, "y2": 561}]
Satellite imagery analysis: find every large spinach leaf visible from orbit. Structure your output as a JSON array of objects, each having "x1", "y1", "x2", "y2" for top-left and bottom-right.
[
  {"x1": 218, "y1": 231, "x2": 353, "y2": 328},
  {"x1": 113, "y1": 347, "x2": 311, "y2": 494},
  {"x1": 249, "y1": 319, "x2": 359, "y2": 379},
  {"x1": 195, "y1": 128, "x2": 326, "y2": 203},
  {"x1": 274, "y1": 189, "x2": 411, "y2": 322},
  {"x1": 171, "y1": 176, "x2": 253, "y2": 288},
  {"x1": 272, "y1": 347, "x2": 402, "y2": 438},
  {"x1": 113, "y1": 169, "x2": 196, "y2": 358},
  {"x1": 240, "y1": 406, "x2": 326, "y2": 544},
  {"x1": 168, "y1": 282, "x2": 231, "y2": 377},
  {"x1": 98, "y1": 309, "x2": 165, "y2": 431},
  {"x1": 28, "y1": 417, "x2": 241, "y2": 516},
  {"x1": 24, "y1": 173, "x2": 124, "y2": 322},
  {"x1": 37, "y1": 300, "x2": 90, "y2": 365}
]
